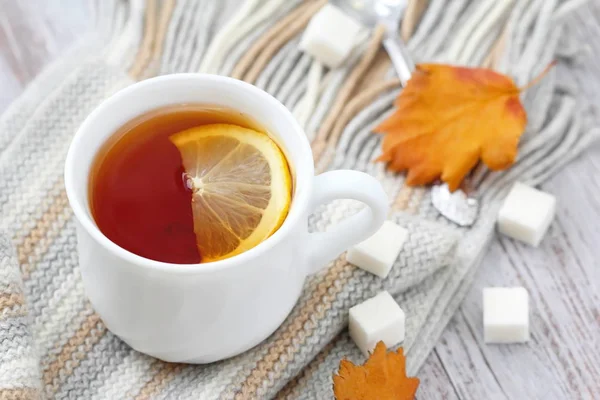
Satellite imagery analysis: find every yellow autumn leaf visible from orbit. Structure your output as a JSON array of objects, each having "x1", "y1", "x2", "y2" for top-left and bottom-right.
[
  {"x1": 375, "y1": 63, "x2": 554, "y2": 191},
  {"x1": 333, "y1": 342, "x2": 419, "y2": 400}
]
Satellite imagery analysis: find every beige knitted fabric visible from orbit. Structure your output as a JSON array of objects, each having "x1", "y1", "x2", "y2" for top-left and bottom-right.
[{"x1": 0, "y1": 0, "x2": 597, "y2": 399}]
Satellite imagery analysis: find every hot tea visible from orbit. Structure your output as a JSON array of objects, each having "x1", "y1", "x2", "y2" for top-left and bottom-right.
[{"x1": 89, "y1": 105, "x2": 292, "y2": 264}]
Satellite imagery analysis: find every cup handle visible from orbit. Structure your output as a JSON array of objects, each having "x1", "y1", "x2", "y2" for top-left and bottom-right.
[{"x1": 306, "y1": 170, "x2": 389, "y2": 274}]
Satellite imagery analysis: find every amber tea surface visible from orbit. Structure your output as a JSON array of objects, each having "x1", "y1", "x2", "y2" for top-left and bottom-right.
[{"x1": 89, "y1": 105, "x2": 290, "y2": 264}]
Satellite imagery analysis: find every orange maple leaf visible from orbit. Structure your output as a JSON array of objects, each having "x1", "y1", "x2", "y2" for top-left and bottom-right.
[
  {"x1": 333, "y1": 342, "x2": 419, "y2": 400},
  {"x1": 375, "y1": 63, "x2": 554, "y2": 191}
]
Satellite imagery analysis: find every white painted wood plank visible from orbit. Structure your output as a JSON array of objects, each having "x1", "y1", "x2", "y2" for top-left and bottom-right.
[
  {"x1": 0, "y1": 56, "x2": 22, "y2": 111},
  {"x1": 426, "y1": 149, "x2": 600, "y2": 400},
  {"x1": 416, "y1": 350, "x2": 460, "y2": 400},
  {"x1": 0, "y1": 0, "x2": 91, "y2": 92},
  {"x1": 457, "y1": 242, "x2": 586, "y2": 399},
  {"x1": 430, "y1": 311, "x2": 508, "y2": 399}
]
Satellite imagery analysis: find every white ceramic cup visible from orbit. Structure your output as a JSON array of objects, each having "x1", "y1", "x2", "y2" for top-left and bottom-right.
[{"x1": 65, "y1": 74, "x2": 389, "y2": 363}]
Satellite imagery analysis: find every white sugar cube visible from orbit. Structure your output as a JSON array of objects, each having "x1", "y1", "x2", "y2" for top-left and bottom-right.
[
  {"x1": 497, "y1": 182, "x2": 556, "y2": 246},
  {"x1": 299, "y1": 4, "x2": 365, "y2": 68},
  {"x1": 483, "y1": 287, "x2": 529, "y2": 344},
  {"x1": 346, "y1": 221, "x2": 408, "y2": 278},
  {"x1": 349, "y1": 291, "x2": 405, "y2": 356}
]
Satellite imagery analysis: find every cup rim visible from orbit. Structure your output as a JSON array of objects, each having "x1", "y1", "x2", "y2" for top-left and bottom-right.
[{"x1": 64, "y1": 73, "x2": 314, "y2": 275}]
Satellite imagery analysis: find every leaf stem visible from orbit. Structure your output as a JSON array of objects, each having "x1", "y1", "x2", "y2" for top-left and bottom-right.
[{"x1": 519, "y1": 61, "x2": 557, "y2": 91}]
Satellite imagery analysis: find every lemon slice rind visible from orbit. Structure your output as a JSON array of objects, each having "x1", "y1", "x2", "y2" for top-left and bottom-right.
[{"x1": 170, "y1": 124, "x2": 291, "y2": 262}]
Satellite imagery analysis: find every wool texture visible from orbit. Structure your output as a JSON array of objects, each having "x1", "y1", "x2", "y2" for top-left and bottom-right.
[{"x1": 0, "y1": 0, "x2": 598, "y2": 399}]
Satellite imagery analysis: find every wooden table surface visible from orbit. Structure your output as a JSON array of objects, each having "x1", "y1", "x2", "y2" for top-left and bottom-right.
[{"x1": 1, "y1": 1, "x2": 598, "y2": 399}]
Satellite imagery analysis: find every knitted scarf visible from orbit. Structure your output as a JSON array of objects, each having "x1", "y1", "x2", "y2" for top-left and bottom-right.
[{"x1": 0, "y1": 0, "x2": 597, "y2": 398}]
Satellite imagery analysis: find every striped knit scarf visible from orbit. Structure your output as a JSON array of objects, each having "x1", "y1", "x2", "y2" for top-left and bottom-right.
[{"x1": 0, "y1": 0, "x2": 597, "y2": 399}]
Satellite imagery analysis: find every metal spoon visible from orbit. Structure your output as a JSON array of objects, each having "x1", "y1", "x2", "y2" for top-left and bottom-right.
[
  {"x1": 332, "y1": 0, "x2": 480, "y2": 227},
  {"x1": 331, "y1": 0, "x2": 413, "y2": 86},
  {"x1": 430, "y1": 179, "x2": 479, "y2": 228}
]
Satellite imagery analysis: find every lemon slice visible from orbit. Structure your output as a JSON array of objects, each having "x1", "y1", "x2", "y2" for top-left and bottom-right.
[{"x1": 170, "y1": 124, "x2": 292, "y2": 262}]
